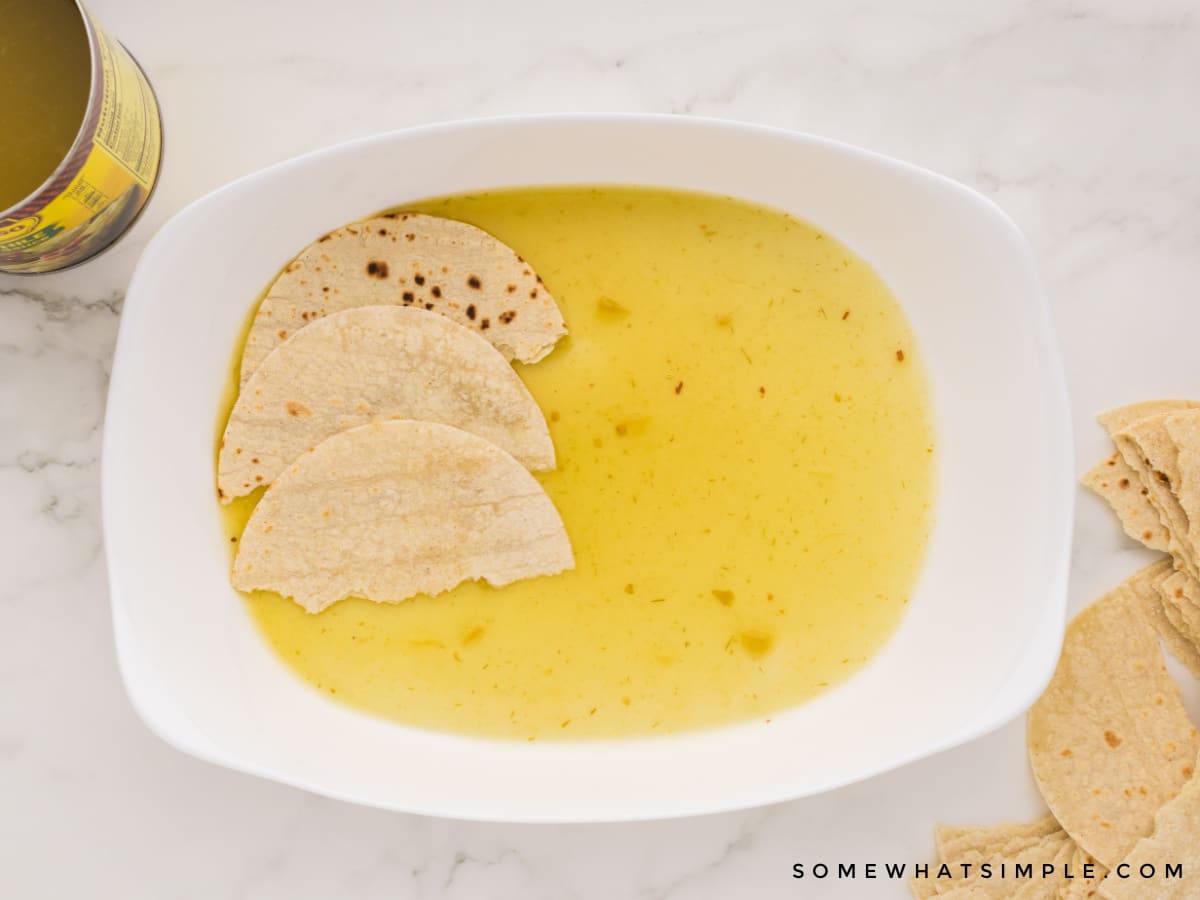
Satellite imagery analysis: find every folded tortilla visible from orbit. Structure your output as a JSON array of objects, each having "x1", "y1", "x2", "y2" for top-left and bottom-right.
[
  {"x1": 1027, "y1": 561, "x2": 1199, "y2": 868},
  {"x1": 1097, "y1": 753, "x2": 1200, "y2": 898},
  {"x1": 233, "y1": 420, "x2": 574, "y2": 613},
  {"x1": 1082, "y1": 452, "x2": 1169, "y2": 551},
  {"x1": 218, "y1": 306, "x2": 554, "y2": 502},
  {"x1": 1096, "y1": 401, "x2": 1200, "y2": 573},
  {"x1": 240, "y1": 212, "x2": 566, "y2": 385}
]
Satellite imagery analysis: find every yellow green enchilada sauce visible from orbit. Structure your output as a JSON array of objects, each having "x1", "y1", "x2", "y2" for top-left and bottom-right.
[
  {"x1": 220, "y1": 187, "x2": 935, "y2": 740},
  {"x1": 0, "y1": 0, "x2": 91, "y2": 212}
]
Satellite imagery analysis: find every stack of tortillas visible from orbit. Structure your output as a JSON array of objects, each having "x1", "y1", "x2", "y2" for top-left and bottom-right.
[
  {"x1": 1084, "y1": 401, "x2": 1200, "y2": 674},
  {"x1": 219, "y1": 213, "x2": 574, "y2": 613},
  {"x1": 913, "y1": 401, "x2": 1200, "y2": 899},
  {"x1": 911, "y1": 816, "x2": 1089, "y2": 899}
]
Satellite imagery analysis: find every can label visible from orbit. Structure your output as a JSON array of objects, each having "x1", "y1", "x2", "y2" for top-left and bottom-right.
[{"x1": 0, "y1": 12, "x2": 162, "y2": 273}]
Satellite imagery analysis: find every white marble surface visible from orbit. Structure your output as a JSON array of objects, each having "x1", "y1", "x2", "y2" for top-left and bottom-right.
[{"x1": 3, "y1": 0, "x2": 1200, "y2": 896}]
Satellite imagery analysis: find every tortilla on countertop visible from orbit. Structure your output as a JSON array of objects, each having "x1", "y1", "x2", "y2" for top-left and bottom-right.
[
  {"x1": 1157, "y1": 569, "x2": 1200, "y2": 645},
  {"x1": 912, "y1": 817, "x2": 1066, "y2": 899},
  {"x1": 1165, "y1": 410, "x2": 1200, "y2": 569},
  {"x1": 1027, "y1": 561, "x2": 1199, "y2": 868},
  {"x1": 922, "y1": 830, "x2": 1072, "y2": 899},
  {"x1": 1138, "y1": 569, "x2": 1200, "y2": 680},
  {"x1": 232, "y1": 420, "x2": 574, "y2": 613},
  {"x1": 218, "y1": 306, "x2": 554, "y2": 502},
  {"x1": 936, "y1": 816, "x2": 1062, "y2": 866},
  {"x1": 1058, "y1": 843, "x2": 1106, "y2": 899},
  {"x1": 1096, "y1": 752, "x2": 1200, "y2": 899},
  {"x1": 1097, "y1": 401, "x2": 1200, "y2": 436},
  {"x1": 1082, "y1": 452, "x2": 1169, "y2": 551},
  {"x1": 240, "y1": 212, "x2": 566, "y2": 384},
  {"x1": 1098, "y1": 402, "x2": 1200, "y2": 576},
  {"x1": 1112, "y1": 425, "x2": 1195, "y2": 577}
]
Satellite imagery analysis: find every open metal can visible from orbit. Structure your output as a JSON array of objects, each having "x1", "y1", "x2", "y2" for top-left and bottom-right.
[{"x1": 0, "y1": 0, "x2": 163, "y2": 274}]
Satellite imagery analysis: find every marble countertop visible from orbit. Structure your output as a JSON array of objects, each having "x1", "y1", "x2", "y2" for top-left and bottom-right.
[{"x1": 4, "y1": 0, "x2": 1199, "y2": 896}]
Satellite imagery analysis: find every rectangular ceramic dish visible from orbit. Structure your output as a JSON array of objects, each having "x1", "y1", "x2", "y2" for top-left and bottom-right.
[{"x1": 103, "y1": 114, "x2": 1071, "y2": 822}]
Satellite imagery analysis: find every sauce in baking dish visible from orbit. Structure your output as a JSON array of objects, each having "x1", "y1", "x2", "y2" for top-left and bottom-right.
[{"x1": 220, "y1": 186, "x2": 935, "y2": 740}]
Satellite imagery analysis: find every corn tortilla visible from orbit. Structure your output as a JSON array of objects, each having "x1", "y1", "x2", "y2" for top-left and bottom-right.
[
  {"x1": 1082, "y1": 452, "x2": 1169, "y2": 551},
  {"x1": 1096, "y1": 752, "x2": 1200, "y2": 899},
  {"x1": 1157, "y1": 569, "x2": 1200, "y2": 644},
  {"x1": 1139, "y1": 570, "x2": 1200, "y2": 680},
  {"x1": 936, "y1": 816, "x2": 1062, "y2": 866},
  {"x1": 240, "y1": 212, "x2": 566, "y2": 385},
  {"x1": 1026, "y1": 561, "x2": 1199, "y2": 868},
  {"x1": 914, "y1": 818, "x2": 1065, "y2": 899},
  {"x1": 218, "y1": 306, "x2": 554, "y2": 502},
  {"x1": 1111, "y1": 417, "x2": 1197, "y2": 578},
  {"x1": 927, "y1": 830, "x2": 1071, "y2": 899},
  {"x1": 1165, "y1": 410, "x2": 1200, "y2": 569},
  {"x1": 1097, "y1": 401, "x2": 1200, "y2": 435},
  {"x1": 1058, "y1": 843, "x2": 1106, "y2": 899},
  {"x1": 233, "y1": 420, "x2": 574, "y2": 613}
]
